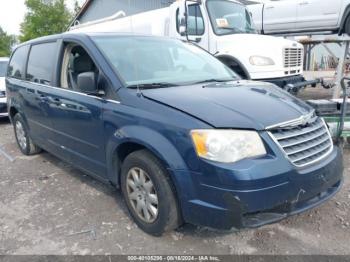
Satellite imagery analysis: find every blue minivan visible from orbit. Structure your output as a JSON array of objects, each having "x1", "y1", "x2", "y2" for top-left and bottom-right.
[{"x1": 6, "y1": 33, "x2": 343, "y2": 236}]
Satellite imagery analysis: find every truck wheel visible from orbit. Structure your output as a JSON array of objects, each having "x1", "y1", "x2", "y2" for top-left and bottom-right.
[
  {"x1": 120, "y1": 149, "x2": 181, "y2": 236},
  {"x1": 13, "y1": 114, "x2": 41, "y2": 155},
  {"x1": 218, "y1": 57, "x2": 248, "y2": 79},
  {"x1": 344, "y1": 15, "x2": 350, "y2": 35}
]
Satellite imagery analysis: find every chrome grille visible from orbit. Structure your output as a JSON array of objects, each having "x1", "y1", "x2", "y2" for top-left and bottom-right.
[
  {"x1": 283, "y1": 48, "x2": 303, "y2": 68},
  {"x1": 269, "y1": 117, "x2": 333, "y2": 167}
]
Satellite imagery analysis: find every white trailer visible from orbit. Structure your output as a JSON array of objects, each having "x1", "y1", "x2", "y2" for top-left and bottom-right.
[{"x1": 70, "y1": 0, "x2": 317, "y2": 91}]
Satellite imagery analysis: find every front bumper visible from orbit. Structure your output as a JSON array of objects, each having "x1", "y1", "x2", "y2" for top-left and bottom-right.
[
  {"x1": 174, "y1": 146, "x2": 343, "y2": 230},
  {"x1": 0, "y1": 98, "x2": 8, "y2": 117},
  {"x1": 257, "y1": 75, "x2": 321, "y2": 93}
]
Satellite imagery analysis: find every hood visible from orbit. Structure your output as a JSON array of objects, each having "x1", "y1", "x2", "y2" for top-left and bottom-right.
[
  {"x1": 216, "y1": 33, "x2": 302, "y2": 58},
  {"x1": 142, "y1": 81, "x2": 313, "y2": 130},
  {"x1": 0, "y1": 77, "x2": 5, "y2": 91}
]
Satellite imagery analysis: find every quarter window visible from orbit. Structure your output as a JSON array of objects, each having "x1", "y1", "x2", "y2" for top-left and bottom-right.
[
  {"x1": 26, "y1": 42, "x2": 57, "y2": 85},
  {"x1": 7, "y1": 45, "x2": 29, "y2": 79}
]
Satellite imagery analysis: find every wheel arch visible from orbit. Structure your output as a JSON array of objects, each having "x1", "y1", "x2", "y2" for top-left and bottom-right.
[
  {"x1": 105, "y1": 125, "x2": 187, "y2": 189},
  {"x1": 339, "y1": 4, "x2": 350, "y2": 35},
  {"x1": 216, "y1": 54, "x2": 251, "y2": 80},
  {"x1": 8, "y1": 106, "x2": 18, "y2": 122}
]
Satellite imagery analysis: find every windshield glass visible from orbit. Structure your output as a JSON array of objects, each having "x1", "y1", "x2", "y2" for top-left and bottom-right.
[
  {"x1": 92, "y1": 36, "x2": 238, "y2": 87},
  {"x1": 207, "y1": 0, "x2": 256, "y2": 35},
  {"x1": 0, "y1": 61, "x2": 8, "y2": 77}
]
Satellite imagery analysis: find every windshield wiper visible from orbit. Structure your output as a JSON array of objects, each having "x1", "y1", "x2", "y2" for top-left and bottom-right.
[
  {"x1": 193, "y1": 79, "x2": 235, "y2": 85},
  {"x1": 127, "y1": 82, "x2": 178, "y2": 89}
]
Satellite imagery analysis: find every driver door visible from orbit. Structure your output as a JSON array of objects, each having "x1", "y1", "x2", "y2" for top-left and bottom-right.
[{"x1": 48, "y1": 41, "x2": 107, "y2": 178}]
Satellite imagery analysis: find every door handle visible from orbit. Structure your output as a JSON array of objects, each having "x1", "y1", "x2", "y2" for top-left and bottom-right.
[
  {"x1": 38, "y1": 94, "x2": 49, "y2": 102},
  {"x1": 39, "y1": 96, "x2": 61, "y2": 105},
  {"x1": 47, "y1": 97, "x2": 62, "y2": 105}
]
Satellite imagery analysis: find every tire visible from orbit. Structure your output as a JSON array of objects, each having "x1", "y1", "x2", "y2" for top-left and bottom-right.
[
  {"x1": 218, "y1": 57, "x2": 247, "y2": 79},
  {"x1": 120, "y1": 149, "x2": 181, "y2": 236},
  {"x1": 13, "y1": 114, "x2": 41, "y2": 155},
  {"x1": 344, "y1": 15, "x2": 350, "y2": 35}
]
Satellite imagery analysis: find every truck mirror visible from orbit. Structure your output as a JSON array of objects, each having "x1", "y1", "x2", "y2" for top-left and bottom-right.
[
  {"x1": 179, "y1": 25, "x2": 187, "y2": 36},
  {"x1": 179, "y1": 1, "x2": 187, "y2": 37}
]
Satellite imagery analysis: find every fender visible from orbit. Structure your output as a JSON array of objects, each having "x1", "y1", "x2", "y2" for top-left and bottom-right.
[
  {"x1": 105, "y1": 125, "x2": 188, "y2": 187},
  {"x1": 339, "y1": 4, "x2": 350, "y2": 35},
  {"x1": 7, "y1": 96, "x2": 27, "y2": 126},
  {"x1": 216, "y1": 54, "x2": 251, "y2": 80}
]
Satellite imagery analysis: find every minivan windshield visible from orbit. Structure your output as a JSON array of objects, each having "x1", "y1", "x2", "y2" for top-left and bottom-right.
[
  {"x1": 207, "y1": 0, "x2": 256, "y2": 35},
  {"x1": 0, "y1": 61, "x2": 8, "y2": 77},
  {"x1": 92, "y1": 36, "x2": 238, "y2": 87}
]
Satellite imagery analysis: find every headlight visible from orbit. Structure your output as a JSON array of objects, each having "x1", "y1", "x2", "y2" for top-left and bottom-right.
[
  {"x1": 190, "y1": 130, "x2": 266, "y2": 163},
  {"x1": 249, "y1": 56, "x2": 275, "y2": 66}
]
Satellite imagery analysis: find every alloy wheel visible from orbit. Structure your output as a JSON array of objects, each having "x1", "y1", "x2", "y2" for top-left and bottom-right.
[
  {"x1": 15, "y1": 121, "x2": 27, "y2": 150},
  {"x1": 126, "y1": 167, "x2": 159, "y2": 223}
]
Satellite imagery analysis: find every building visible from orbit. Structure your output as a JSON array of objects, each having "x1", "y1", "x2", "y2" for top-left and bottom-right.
[{"x1": 72, "y1": 0, "x2": 176, "y2": 26}]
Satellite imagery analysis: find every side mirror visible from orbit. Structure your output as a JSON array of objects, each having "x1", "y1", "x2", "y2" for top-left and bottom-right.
[
  {"x1": 77, "y1": 72, "x2": 98, "y2": 94},
  {"x1": 179, "y1": 25, "x2": 187, "y2": 36},
  {"x1": 179, "y1": 2, "x2": 187, "y2": 37}
]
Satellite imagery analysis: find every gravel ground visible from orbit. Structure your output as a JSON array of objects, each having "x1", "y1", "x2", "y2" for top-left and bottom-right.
[{"x1": 0, "y1": 104, "x2": 349, "y2": 255}]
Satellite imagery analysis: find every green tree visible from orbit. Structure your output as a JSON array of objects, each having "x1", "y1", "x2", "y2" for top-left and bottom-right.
[
  {"x1": 20, "y1": 0, "x2": 73, "y2": 42},
  {"x1": 0, "y1": 27, "x2": 16, "y2": 57}
]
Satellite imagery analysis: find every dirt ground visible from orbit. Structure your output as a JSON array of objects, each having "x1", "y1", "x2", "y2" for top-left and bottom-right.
[{"x1": 0, "y1": 89, "x2": 349, "y2": 255}]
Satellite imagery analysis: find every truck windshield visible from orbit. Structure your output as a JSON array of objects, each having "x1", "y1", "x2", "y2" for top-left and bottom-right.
[
  {"x1": 92, "y1": 36, "x2": 238, "y2": 87},
  {"x1": 0, "y1": 62, "x2": 8, "y2": 77},
  {"x1": 207, "y1": 0, "x2": 256, "y2": 35}
]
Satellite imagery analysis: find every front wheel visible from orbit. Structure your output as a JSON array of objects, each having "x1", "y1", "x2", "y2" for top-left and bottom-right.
[
  {"x1": 13, "y1": 114, "x2": 41, "y2": 155},
  {"x1": 120, "y1": 150, "x2": 181, "y2": 236},
  {"x1": 344, "y1": 15, "x2": 350, "y2": 35}
]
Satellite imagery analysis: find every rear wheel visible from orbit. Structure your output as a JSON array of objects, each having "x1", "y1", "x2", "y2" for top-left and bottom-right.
[
  {"x1": 13, "y1": 114, "x2": 41, "y2": 155},
  {"x1": 120, "y1": 150, "x2": 181, "y2": 236},
  {"x1": 344, "y1": 15, "x2": 350, "y2": 35}
]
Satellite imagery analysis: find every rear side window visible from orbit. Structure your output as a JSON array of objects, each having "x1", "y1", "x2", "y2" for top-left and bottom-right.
[
  {"x1": 26, "y1": 42, "x2": 57, "y2": 85},
  {"x1": 7, "y1": 45, "x2": 29, "y2": 79}
]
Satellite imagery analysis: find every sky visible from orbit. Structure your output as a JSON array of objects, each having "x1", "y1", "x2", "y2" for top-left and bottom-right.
[{"x1": 0, "y1": 0, "x2": 85, "y2": 35}]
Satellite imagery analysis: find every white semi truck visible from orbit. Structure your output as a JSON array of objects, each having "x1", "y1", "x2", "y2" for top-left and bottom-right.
[{"x1": 71, "y1": 0, "x2": 318, "y2": 91}]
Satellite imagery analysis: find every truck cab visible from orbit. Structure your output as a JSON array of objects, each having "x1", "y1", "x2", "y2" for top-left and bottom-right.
[
  {"x1": 70, "y1": 0, "x2": 308, "y2": 91},
  {"x1": 169, "y1": 0, "x2": 305, "y2": 88}
]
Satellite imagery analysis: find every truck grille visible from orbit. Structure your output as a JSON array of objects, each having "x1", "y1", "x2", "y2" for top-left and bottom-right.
[
  {"x1": 269, "y1": 117, "x2": 333, "y2": 167},
  {"x1": 283, "y1": 48, "x2": 303, "y2": 68}
]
